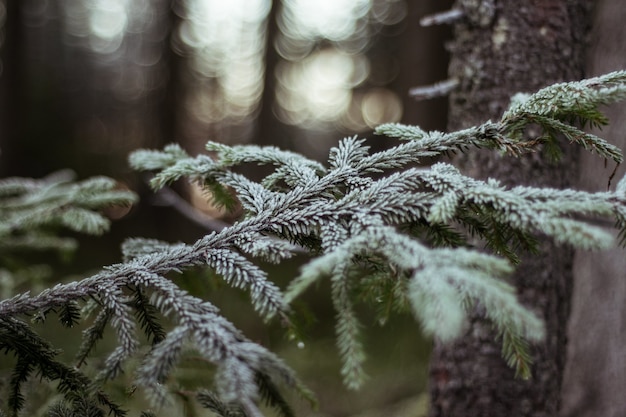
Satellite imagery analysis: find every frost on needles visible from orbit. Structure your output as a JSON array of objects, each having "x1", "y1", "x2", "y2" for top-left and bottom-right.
[{"x1": 2, "y1": 71, "x2": 626, "y2": 416}]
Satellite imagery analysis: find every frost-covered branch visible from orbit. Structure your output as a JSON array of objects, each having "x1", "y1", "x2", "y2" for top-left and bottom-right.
[{"x1": 2, "y1": 71, "x2": 626, "y2": 415}]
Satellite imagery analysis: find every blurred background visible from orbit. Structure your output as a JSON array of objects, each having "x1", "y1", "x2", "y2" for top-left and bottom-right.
[{"x1": 0, "y1": 0, "x2": 452, "y2": 415}]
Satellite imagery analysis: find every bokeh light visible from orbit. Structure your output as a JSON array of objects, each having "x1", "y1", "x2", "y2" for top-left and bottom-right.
[
  {"x1": 361, "y1": 87, "x2": 402, "y2": 127},
  {"x1": 279, "y1": 0, "x2": 370, "y2": 43},
  {"x1": 164, "y1": 0, "x2": 408, "y2": 146},
  {"x1": 88, "y1": 0, "x2": 127, "y2": 49},
  {"x1": 172, "y1": 0, "x2": 270, "y2": 144},
  {"x1": 18, "y1": 0, "x2": 408, "y2": 155},
  {"x1": 271, "y1": 0, "x2": 406, "y2": 135},
  {"x1": 276, "y1": 49, "x2": 367, "y2": 127},
  {"x1": 61, "y1": 0, "x2": 167, "y2": 98}
]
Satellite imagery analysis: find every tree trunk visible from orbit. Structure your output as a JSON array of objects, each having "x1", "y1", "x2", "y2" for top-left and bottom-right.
[
  {"x1": 156, "y1": 0, "x2": 183, "y2": 148},
  {"x1": 0, "y1": 0, "x2": 23, "y2": 177},
  {"x1": 392, "y1": 1, "x2": 453, "y2": 132},
  {"x1": 560, "y1": 1, "x2": 626, "y2": 415},
  {"x1": 428, "y1": 1, "x2": 592, "y2": 416},
  {"x1": 255, "y1": 0, "x2": 289, "y2": 149}
]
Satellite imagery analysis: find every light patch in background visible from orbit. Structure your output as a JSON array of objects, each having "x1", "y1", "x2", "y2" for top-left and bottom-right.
[
  {"x1": 274, "y1": 0, "x2": 405, "y2": 133},
  {"x1": 370, "y1": 0, "x2": 407, "y2": 26},
  {"x1": 87, "y1": 0, "x2": 128, "y2": 54},
  {"x1": 276, "y1": 49, "x2": 365, "y2": 127},
  {"x1": 55, "y1": 0, "x2": 171, "y2": 153},
  {"x1": 175, "y1": 0, "x2": 270, "y2": 142},
  {"x1": 361, "y1": 88, "x2": 402, "y2": 127},
  {"x1": 61, "y1": 0, "x2": 167, "y2": 102},
  {"x1": 54, "y1": 0, "x2": 406, "y2": 145},
  {"x1": 280, "y1": 0, "x2": 370, "y2": 42}
]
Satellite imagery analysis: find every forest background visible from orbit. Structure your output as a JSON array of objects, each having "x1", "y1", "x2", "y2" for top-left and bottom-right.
[{"x1": 0, "y1": 1, "x2": 624, "y2": 416}]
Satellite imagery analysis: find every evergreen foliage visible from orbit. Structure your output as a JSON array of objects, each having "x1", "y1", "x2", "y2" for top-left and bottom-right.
[
  {"x1": 1, "y1": 71, "x2": 626, "y2": 415},
  {"x1": 0, "y1": 171, "x2": 136, "y2": 417},
  {"x1": 0, "y1": 170, "x2": 137, "y2": 297}
]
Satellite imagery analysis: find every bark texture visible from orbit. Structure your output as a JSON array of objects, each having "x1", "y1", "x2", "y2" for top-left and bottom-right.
[
  {"x1": 560, "y1": 1, "x2": 626, "y2": 416},
  {"x1": 428, "y1": 1, "x2": 592, "y2": 416}
]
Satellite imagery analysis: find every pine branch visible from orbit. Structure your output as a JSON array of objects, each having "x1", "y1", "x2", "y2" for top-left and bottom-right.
[
  {"x1": 196, "y1": 389, "x2": 244, "y2": 417},
  {"x1": 0, "y1": 317, "x2": 124, "y2": 417},
  {"x1": 3, "y1": 72, "x2": 626, "y2": 414},
  {"x1": 132, "y1": 288, "x2": 166, "y2": 346},
  {"x1": 0, "y1": 171, "x2": 137, "y2": 237},
  {"x1": 75, "y1": 308, "x2": 110, "y2": 368}
]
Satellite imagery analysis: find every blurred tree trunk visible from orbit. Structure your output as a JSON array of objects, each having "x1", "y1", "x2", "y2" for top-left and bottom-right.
[
  {"x1": 0, "y1": 0, "x2": 75, "y2": 177},
  {"x1": 560, "y1": 1, "x2": 626, "y2": 416},
  {"x1": 393, "y1": 1, "x2": 452, "y2": 133},
  {"x1": 255, "y1": 0, "x2": 288, "y2": 148},
  {"x1": 428, "y1": 1, "x2": 592, "y2": 416},
  {"x1": 159, "y1": 0, "x2": 183, "y2": 146},
  {"x1": 0, "y1": 0, "x2": 22, "y2": 177}
]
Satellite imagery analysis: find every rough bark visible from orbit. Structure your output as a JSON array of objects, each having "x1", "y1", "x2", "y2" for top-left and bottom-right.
[
  {"x1": 560, "y1": 1, "x2": 626, "y2": 416},
  {"x1": 428, "y1": 1, "x2": 592, "y2": 416}
]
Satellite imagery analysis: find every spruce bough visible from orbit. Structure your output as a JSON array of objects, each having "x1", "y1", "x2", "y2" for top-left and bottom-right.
[{"x1": 2, "y1": 71, "x2": 626, "y2": 416}]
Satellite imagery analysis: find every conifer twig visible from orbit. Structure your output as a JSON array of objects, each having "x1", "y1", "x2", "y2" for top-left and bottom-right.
[
  {"x1": 420, "y1": 8, "x2": 464, "y2": 26},
  {"x1": 409, "y1": 78, "x2": 460, "y2": 101}
]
